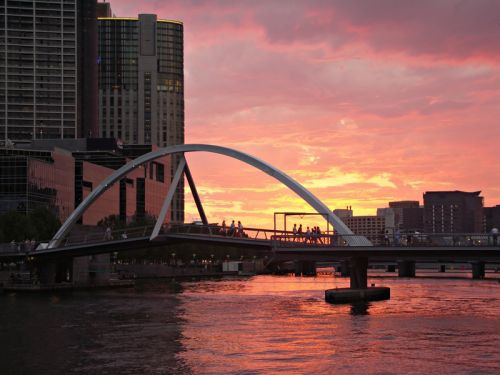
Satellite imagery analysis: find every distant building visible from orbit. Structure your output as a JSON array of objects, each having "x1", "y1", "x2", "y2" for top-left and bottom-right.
[
  {"x1": 0, "y1": 0, "x2": 98, "y2": 142},
  {"x1": 386, "y1": 200, "x2": 424, "y2": 232},
  {"x1": 0, "y1": 139, "x2": 171, "y2": 226},
  {"x1": 333, "y1": 207, "x2": 353, "y2": 220},
  {"x1": 423, "y1": 191, "x2": 483, "y2": 233},
  {"x1": 484, "y1": 205, "x2": 500, "y2": 232},
  {"x1": 97, "y1": 13, "x2": 184, "y2": 222},
  {"x1": 343, "y1": 215, "x2": 385, "y2": 245},
  {"x1": 96, "y1": 2, "x2": 112, "y2": 17},
  {"x1": 376, "y1": 207, "x2": 395, "y2": 232},
  {"x1": 389, "y1": 201, "x2": 420, "y2": 209}
]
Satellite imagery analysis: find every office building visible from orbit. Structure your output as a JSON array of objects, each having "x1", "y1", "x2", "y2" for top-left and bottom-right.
[
  {"x1": 333, "y1": 207, "x2": 353, "y2": 221},
  {"x1": 386, "y1": 200, "x2": 424, "y2": 232},
  {"x1": 376, "y1": 207, "x2": 395, "y2": 231},
  {"x1": 96, "y1": 2, "x2": 112, "y2": 18},
  {"x1": 484, "y1": 205, "x2": 500, "y2": 232},
  {"x1": 423, "y1": 191, "x2": 483, "y2": 233},
  {"x1": 343, "y1": 215, "x2": 385, "y2": 245},
  {"x1": 0, "y1": 139, "x2": 171, "y2": 226},
  {"x1": 97, "y1": 14, "x2": 183, "y2": 147},
  {"x1": 0, "y1": 0, "x2": 98, "y2": 142},
  {"x1": 98, "y1": 13, "x2": 184, "y2": 222}
]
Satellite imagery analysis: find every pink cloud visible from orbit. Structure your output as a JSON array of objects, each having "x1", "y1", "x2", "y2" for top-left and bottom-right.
[{"x1": 108, "y1": 0, "x2": 500, "y2": 227}]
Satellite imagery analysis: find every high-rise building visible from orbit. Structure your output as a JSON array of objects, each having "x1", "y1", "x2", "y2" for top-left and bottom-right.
[
  {"x1": 484, "y1": 205, "x2": 500, "y2": 232},
  {"x1": 97, "y1": 14, "x2": 184, "y2": 147},
  {"x1": 423, "y1": 191, "x2": 483, "y2": 233},
  {"x1": 0, "y1": 0, "x2": 98, "y2": 142},
  {"x1": 96, "y1": 2, "x2": 112, "y2": 18},
  {"x1": 387, "y1": 200, "x2": 424, "y2": 232},
  {"x1": 97, "y1": 14, "x2": 184, "y2": 222}
]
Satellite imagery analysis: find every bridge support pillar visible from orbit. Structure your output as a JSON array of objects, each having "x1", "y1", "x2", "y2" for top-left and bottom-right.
[
  {"x1": 38, "y1": 261, "x2": 57, "y2": 284},
  {"x1": 294, "y1": 261, "x2": 316, "y2": 276},
  {"x1": 398, "y1": 261, "x2": 416, "y2": 277},
  {"x1": 339, "y1": 260, "x2": 350, "y2": 277},
  {"x1": 349, "y1": 256, "x2": 368, "y2": 289},
  {"x1": 386, "y1": 264, "x2": 396, "y2": 272},
  {"x1": 471, "y1": 262, "x2": 485, "y2": 280},
  {"x1": 325, "y1": 256, "x2": 390, "y2": 303}
]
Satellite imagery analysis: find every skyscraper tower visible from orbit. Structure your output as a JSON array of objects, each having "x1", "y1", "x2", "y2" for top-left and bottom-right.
[
  {"x1": 98, "y1": 14, "x2": 184, "y2": 222},
  {"x1": 0, "y1": 0, "x2": 98, "y2": 142}
]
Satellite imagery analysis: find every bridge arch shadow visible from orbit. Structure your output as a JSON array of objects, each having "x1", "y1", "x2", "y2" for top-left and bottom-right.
[{"x1": 49, "y1": 144, "x2": 371, "y2": 248}]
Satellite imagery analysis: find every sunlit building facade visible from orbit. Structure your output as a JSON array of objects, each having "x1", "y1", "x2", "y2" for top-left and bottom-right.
[
  {"x1": 0, "y1": 139, "x2": 171, "y2": 226},
  {"x1": 98, "y1": 14, "x2": 184, "y2": 222},
  {"x1": 343, "y1": 215, "x2": 385, "y2": 245}
]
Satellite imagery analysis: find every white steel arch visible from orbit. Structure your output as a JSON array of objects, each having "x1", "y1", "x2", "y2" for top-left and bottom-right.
[{"x1": 49, "y1": 144, "x2": 372, "y2": 248}]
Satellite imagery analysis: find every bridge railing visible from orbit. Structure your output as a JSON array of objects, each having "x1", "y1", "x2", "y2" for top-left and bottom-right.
[
  {"x1": 162, "y1": 224, "x2": 359, "y2": 246},
  {"x1": 159, "y1": 224, "x2": 500, "y2": 248},
  {"x1": 163, "y1": 223, "x2": 278, "y2": 240},
  {"x1": 164, "y1": 223, "x2": 274, "y2": 243},
  {"x1": 272, "y1": 232, "x2": 500, "y2": 248},
  {"x1": 61, "y1": 225, "x2": 154, "y2": 247}
]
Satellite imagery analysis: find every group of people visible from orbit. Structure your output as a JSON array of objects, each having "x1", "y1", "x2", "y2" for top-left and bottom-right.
[
  {"x1": 291, "y1": 223, "x2": 323, "y2": 244},
  {"x1": 219, "y1": 220, "x2": 246, "y2": 237},
  {"x1": 10, "y1": 239, "x2": 37, "y2": 252}
]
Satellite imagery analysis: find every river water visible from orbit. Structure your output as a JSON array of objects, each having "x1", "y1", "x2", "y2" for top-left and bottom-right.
[{"x1": 1, "y1": 274, "x2": 499, "y2": 374}]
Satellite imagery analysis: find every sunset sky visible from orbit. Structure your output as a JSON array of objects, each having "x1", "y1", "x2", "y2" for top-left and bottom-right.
[{"x1": 112, "y1": 0, "x2": 500, "y2": 228}]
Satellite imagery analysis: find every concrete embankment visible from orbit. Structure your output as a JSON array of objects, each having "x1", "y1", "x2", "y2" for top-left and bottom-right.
[{"x1": 2, "y1": 279, "x2": 134, "y2": 293}]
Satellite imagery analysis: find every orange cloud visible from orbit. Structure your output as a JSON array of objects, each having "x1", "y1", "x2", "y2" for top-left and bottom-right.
[{"x1": 110, "y1": 0, "x2": 500, "y2": 229}]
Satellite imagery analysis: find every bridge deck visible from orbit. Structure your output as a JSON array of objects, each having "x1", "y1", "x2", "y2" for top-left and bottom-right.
[{"x1": 1, "y1": 229, "x2": 500, "y2": 263}]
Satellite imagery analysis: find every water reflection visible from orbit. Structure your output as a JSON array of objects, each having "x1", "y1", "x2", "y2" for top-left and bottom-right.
[
  {"x1": 1, "y1": 285, "x2": 190, "y2": 374},
  {"x1": 1, "y1": 275, "x2": 499, "y2": 374},
  {"x1": 350, "y1": 301, "x2": 370, "y2": 315}
]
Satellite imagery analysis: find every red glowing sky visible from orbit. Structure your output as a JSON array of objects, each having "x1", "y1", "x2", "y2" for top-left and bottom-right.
[{"x1": 111, "y1": 0, "x2": 500, "y2": 227}]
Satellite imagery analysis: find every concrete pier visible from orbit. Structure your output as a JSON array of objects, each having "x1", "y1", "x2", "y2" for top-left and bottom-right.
[
  {"x1": 386, "y1": 264, "x2": 396, "y2": 272},
  {"x1": 398, "y1": 260, "x2": 416, "y2": 277},
  {"x1": 326, "y1": 256, "x2": 390, "y2": 304},
  {"x1": 349, "y1": 256, "x2": 368, "y2": 289},
  {"x1": 471, "y1": 262, "x2": 485, "y2": 279},
  {"x1": 339, "y1": 260, "x2": 350, "y2": 277},
  {"x1": 294, "y1": 261, "x2": 316, "y2": 276},
  {"x1": 325, "y1": 287, "x2": 390, "y2": 304}
]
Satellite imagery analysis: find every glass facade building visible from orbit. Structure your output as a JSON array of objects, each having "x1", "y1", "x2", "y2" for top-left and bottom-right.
[
  {"x1": 0, "y1": 139, "x2": 171, "y2": 227},
  {"x1": 0, "y1": 0, "x2": 98, "y2": 142},
  {"x1": 98, "y1": 14, "x2": 184, "y2": 222}
]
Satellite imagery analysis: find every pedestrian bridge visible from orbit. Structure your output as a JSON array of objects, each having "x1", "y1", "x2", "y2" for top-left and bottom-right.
[
  {"x1": 47, "y1": 143, "x2": 372, "y2": 250},
  {"x1": 1, "y1": 143, "x2": 499, "y2": 289}
]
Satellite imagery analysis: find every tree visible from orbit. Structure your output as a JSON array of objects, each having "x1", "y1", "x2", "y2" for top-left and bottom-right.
[{"x1": 0, "y1": 206, "x2": 60, "y2": 242}]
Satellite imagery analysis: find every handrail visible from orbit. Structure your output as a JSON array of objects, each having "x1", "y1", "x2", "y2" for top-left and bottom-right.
[{"x1": 1, "y1": 224, "x2": 499, "y2": 255}]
